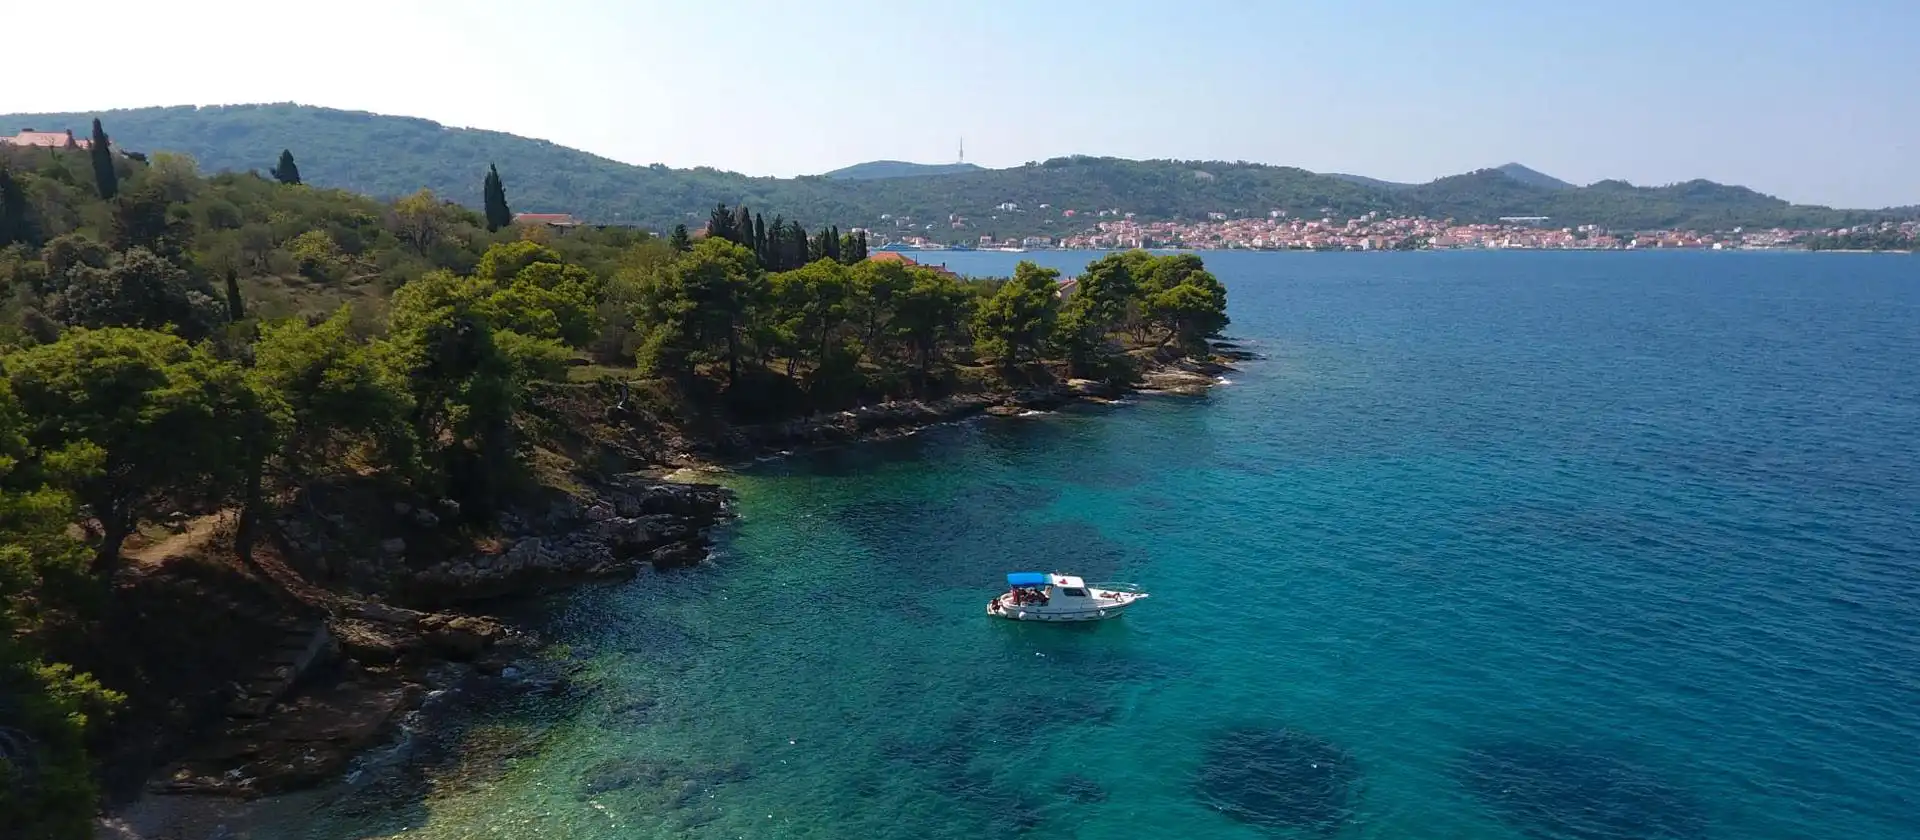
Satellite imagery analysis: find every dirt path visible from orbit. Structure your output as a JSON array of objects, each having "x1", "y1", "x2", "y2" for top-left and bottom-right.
[{"x1": 121, "y1": 511, "x2": 236, "y2": 567}]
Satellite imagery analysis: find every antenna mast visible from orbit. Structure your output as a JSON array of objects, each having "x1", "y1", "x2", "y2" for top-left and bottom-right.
[{"x1": 958, "y1": 137, "x2": 965, "y2": 165}]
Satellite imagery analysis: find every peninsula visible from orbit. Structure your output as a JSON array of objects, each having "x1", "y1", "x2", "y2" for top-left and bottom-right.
[{"x1": 0, "y1": 128, "x2": 1231, "y2": 837}]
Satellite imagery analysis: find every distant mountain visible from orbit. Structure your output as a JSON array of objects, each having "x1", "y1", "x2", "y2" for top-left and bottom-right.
[
  {"x1": 0, "y1": 104, "x2": 1894, "y2": 235},
  {"x1": 822, "y1": 160, "x2": 983, "y2": 180},
  {"x1": 1494, "y1": 162, "x2": 1577, "y2": 190}
]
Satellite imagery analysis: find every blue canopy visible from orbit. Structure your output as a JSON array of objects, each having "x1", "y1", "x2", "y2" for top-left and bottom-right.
[{"x1": 1007, "y1": 572, "x2": 1050, "y2": 587}]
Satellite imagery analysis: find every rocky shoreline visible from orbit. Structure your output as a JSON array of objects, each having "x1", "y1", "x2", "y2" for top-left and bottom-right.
[{"x1": 96, "y1": 345, "x2": 1248, "y2": 838}]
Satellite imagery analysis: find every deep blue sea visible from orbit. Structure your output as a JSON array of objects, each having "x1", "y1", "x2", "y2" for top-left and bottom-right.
[{"x1": 274, "y1": 251, "x2": 1919, "y2": 839}]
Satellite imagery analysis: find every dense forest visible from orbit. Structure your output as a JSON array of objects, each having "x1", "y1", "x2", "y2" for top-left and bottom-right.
[
  {"x1": 0, "y1": 126, "x2": 1227, "y2": 836},
  {"x1": 1, "y1": 104, "x2": 1902, "y2": 237}
]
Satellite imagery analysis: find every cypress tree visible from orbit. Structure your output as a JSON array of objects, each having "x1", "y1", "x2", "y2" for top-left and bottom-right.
[
  {"x1": 753, "y1": 213, "x2": 767, "y2": 265},
  {"x1": 733, "y1": 204, "x2": 753, "y2": 247},
  {"x1": 89, "y1": 118, "x2": 118, "y2": 199},
  {"x1": 856, "y1": 230, "x2": 869, "y2": 261},
  {"x1": 826, "y1": 226, "x2": 842, "y2": 263},
  {"x1": 706, "y1": 203, "x2": 735, "y2": 241},
  {"x1": 224, "y1": 268, "x2": 245, "y2": 322},
  {"x1": 0, "y1": 166, "x2": 30, "y2": 247},
  {"x1": 788, "y1": 220, "x2": 809, "y2": 267},
  {"x1": 482, "y1": 164, "x2": 512, "y2": 232},
  {"x1": 271, "y1": 149, "x2": 302, "y2": 185},
  {"x1": 768, "y1": 215, "x2": 786, "y2": 269},
  {"x1": 669, "y1": 224, "x2": 692, "y2": 252}
]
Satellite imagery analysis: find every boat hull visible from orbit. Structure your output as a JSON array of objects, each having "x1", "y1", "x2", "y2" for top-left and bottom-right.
[{"x1": 987, "y1": 592, "x2": 1146, "y2": 622}]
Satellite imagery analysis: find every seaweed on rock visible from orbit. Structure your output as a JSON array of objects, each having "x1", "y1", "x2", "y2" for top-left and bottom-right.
[
  {"x1": 1194, "y1": 726, "x2": 1361, "y2": 835},
  {"x1": 1457, "y1": 741, "x2": 1706, "y2": 840}
]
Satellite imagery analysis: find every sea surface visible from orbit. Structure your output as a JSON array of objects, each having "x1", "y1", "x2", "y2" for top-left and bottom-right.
[{"x1": 270, "y1": 251, "x2": 1919, "y2": 839}]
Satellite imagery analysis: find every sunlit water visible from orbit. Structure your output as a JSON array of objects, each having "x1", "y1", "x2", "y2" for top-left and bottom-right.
[{"x1": 268, "y1": 251, "x2": 1918, "y2": 839}]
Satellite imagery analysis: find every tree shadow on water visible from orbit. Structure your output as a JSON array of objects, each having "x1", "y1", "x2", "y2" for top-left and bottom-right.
[{"x1": 1456, "y1": 740, "x2": 1707, "y2": 840}]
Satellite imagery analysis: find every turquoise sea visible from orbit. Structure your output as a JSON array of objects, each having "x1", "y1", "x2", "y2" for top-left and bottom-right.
[{"x1": 273, "y1": 251, "x2": 1918, "y2": 839}]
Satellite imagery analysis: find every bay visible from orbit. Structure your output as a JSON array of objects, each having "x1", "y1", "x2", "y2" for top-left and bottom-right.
[{"x1": 268, "y1": 251, "x2": 1920, "y2": 839}]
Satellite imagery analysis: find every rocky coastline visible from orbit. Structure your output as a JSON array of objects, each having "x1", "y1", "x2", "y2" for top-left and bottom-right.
[{"x1": 96, "y1": 344, "x2": 1248, "y2": 838}]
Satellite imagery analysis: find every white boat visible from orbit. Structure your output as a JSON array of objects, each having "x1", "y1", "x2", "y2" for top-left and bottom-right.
[{"x1": 987, "y1": 572, "x2": 1148, "y2": 622}]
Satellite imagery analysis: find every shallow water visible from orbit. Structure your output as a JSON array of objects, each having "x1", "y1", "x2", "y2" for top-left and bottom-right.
[{"x1": 271, "y1": 251, "x2": 1920, "y2": 839}]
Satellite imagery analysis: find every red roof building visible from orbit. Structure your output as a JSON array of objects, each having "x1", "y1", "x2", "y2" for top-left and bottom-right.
[
  {"x1": 868, "y1": 250, "x2": 959, "y2": 279},
  {"x1": 512, "y1": 212, "x2": 582, "y2": 228},
  {"x1": 1, "y1": 129, "x2": 90, "y2": 150}
]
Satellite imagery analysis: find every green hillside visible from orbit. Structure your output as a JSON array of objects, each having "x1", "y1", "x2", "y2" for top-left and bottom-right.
[{"x1": 0, "y1": 104, "x2": 1892, "y2": 234}]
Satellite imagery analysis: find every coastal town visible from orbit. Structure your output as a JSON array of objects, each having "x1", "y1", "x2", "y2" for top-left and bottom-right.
[{"x1": 880, "y1": 212, "x2": 1920, "y2": 252}]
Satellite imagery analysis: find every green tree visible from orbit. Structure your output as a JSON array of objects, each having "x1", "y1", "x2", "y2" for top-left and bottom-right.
[
  {"x1": 705, "y1": 203, "x2": 737, "y2": 243},
  {"x1": 1135, "y1": 253, "x2": 1228, "y2": 349},
  {"x1": 890, "y1": 266, "x2": 970, "y2": 382},
  {"x1": 972, "y1": 261, "x2": 1060, "y2": 366},
  {"x1": 223, "y1": 268, "x2": 244, "y2": 322},
  {"x1": 0, "y1": 166, "x2": 36, "y2": 248},
  {"x1": 733, "y1": 205, "x2": 753, "y2": 247},
  {"x1": 88, "y1": 119, "x2": 117, "y2": 200},
  {"x1": 41, "y1": 234, "x2": 110, "y2": 280},
  {"x1": 633, "y1": 237, "x2": 762, "y2": 382},
  {"x1": 4, "y1": 328, "x2": 256, "y2": 573},
  {"x1": 109, "y1": 181, "x2": 189, "y2": 258},
  {"x1": 0, "y1": 374, "x2": 122, "y2": 839},
  {"x1": 49, "y1": 248, "x2": 223, "y2": 339},
  {"x1": 848, "y1": 258, "x2": 910, "y2": 362},
  {"x1": 838, "y1": 230, "x2": 860, "y2": 265},
  {"x1": 383, "y1": 270, "x2": 567, "y2": 511},
  {"x1": 270, "y1": 149, "x2": 302, "y2": 185},
  {"x1": 668, "y1": 223, "x2": 691, "y2": 252},
  {"x1": 246, "y1": 309, "x2": 411, "y2": 549},
  {"x1": 1054, "y1": 251, "x2": 1141, "y2": 375},
  {"x1": 393, "y1": 189, "x2": 448, "y2": 255},
  {"x1": 482, "y1": 164, "x2": 512, "y2": 232},
  {"x1": 752, "y1": 213, "x2": 767, "y2": 265}
]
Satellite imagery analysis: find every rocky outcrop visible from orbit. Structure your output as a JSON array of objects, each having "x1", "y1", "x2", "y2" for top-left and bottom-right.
[
  {"x1": 721, "y1": 394, "x2": 996, "y2": 454},
  {"x1": 404, "y1": 477, "x2": 732, "y2": 607},
  {"x1": 1139, "y1": 368, "x2": 1218, "y2": 396}
]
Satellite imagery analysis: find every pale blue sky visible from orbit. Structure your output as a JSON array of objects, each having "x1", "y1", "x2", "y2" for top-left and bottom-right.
[{"x1": 6, "y1": 0, "x2": 1916, "y2": 207}]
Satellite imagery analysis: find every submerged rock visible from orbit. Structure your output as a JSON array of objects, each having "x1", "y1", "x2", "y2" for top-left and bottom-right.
[
  {"x1": 1457, "y1": 741, "x2": 1706, "y2": 840},
  {"x1": 1194, "y1": 726, "x2": 1360, "y2": 835}
]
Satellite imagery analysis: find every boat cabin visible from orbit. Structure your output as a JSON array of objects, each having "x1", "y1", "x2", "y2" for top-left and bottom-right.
[{"x1": 1004, "y1": 572, "x2": 1095, "y2": 606}]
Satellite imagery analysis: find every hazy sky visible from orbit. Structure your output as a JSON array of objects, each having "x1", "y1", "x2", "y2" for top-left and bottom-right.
[{"x1": 6, "y1": 0, "x2": 1917, "y2": 207}]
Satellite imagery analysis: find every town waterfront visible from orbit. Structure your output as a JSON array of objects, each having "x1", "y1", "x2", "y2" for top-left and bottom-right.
[{"x1": 262, "y1": 251, "x2": 1918, "y2": 839}]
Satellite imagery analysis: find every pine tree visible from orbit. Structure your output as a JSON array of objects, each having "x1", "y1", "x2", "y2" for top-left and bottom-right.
[
  {"x1": 733, "y1": 204, "x2": 753, "y2": 247},
  {"x1": 753, "y1": 213, "x2": 767, "y2": 265},
  {"x1": 706, "y1": 203, "x2": 736, "y2": 242},
  {"x1": 482, "y1": 164, "x2": 512, "y2": 232},
  {"x1": 669, "y1": 224, "x2": 692, "y2": 252},
  {"x1": 270, "y1": 149, "x2": 302, "y2": 185},
  {"x1": 89, "y1": 118, "x2": 118, "y2": 199}
]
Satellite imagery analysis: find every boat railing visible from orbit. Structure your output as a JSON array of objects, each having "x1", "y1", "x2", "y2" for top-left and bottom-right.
[{"x1": 1091, "y1": 581, "x2": 1146, "y2": 593}]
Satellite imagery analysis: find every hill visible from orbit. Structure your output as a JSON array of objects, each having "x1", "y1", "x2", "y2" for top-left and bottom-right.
[
  {"x1": 821, "y1": 160, "x2": 983, "y2": 180},
  {"x1": 0, "y1": 104, "x2": 1894, "y2": 235},
  {"x1": 1494, "y1": 163, "x2": 1576, "y2": 190}
]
